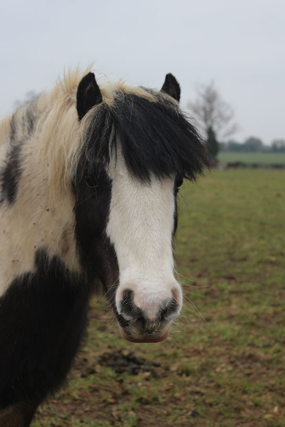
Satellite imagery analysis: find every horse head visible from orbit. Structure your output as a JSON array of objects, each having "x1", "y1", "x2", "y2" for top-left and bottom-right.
[{"x1": 73, "y1": 72, "x2": 209, "y2": 343}]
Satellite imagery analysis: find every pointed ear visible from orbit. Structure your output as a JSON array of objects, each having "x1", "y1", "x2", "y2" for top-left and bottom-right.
[
  {"x1": 161, "y1": 73, "x2": 181, "y2": 102},
  {"x1": 77, "y1": 72, "x2": 102, "y2": 120}
]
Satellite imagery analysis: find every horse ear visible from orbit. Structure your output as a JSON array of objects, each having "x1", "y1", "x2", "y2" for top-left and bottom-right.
[
  {"x1": 77, "y1": 72, "x2": 102, "y2": 120},
  {"x1": 161, "y1": 73, "x2": 181, "y2": 102}
]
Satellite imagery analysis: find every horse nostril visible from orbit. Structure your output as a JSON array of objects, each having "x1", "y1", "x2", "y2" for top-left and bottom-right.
[
  {"x1": 159, "y1": 297, "x2": 179, "y2": 322},
  {"x1": 119, "y1": 289, "x2": 137, "y2": 321},
  {"x1": 118, "y1": 287, "x2": 181, "y2": 329}
]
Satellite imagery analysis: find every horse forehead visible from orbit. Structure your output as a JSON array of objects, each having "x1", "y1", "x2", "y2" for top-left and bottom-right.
[
  {"x1": 107, "y1": 151, "x2": 175, "y2": 204},
  {"x1": 105, "y1": 151, "x2": 176, "y2": 251}
]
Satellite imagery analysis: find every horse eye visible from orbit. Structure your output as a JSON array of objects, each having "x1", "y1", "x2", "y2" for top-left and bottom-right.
[
  {"x1": 175, "y1": 177, "x2": 183, "y2": 190},
  {"x1": 85, "y1": 175, "x2": 97, "y2": 187}
]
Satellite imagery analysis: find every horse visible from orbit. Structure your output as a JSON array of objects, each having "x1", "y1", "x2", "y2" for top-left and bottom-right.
[{"x1": 0, "y1": 69, "x2": 209, "y2": 426}]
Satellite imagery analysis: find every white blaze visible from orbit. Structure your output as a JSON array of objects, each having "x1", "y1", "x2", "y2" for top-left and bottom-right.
[{"x1": 106, "y1": 150, "x2": 182, "y2": 318}]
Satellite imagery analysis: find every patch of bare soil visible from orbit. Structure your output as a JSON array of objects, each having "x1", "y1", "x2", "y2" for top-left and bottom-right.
[{"x1": 98, "y1": 350, "x2": 161, "y2": 375}]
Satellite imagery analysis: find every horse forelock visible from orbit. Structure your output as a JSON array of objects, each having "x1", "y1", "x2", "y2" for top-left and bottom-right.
[{"x1": 76, "y1": 87, "x2": 209, "y2": 188}]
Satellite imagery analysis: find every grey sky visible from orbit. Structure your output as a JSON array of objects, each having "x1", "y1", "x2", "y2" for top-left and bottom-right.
[{"x1": 1, "y1": 0, "x2": 284, "y2": 144}]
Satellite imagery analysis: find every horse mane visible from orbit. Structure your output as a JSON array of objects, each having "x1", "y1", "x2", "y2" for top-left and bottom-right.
[{"x1": 1, "y1": 69, "x2": 209, "y2": 203}]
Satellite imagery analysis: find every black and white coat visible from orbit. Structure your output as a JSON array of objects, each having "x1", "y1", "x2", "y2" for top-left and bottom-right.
[{"x1": 0, "y1": 70, "x2": 209, "y2": 426}]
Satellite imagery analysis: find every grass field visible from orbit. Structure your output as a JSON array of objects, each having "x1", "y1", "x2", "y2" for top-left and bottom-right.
[
  {"x1": 32, "y1": 170, "x2": 285, "y2": 427},
  {"x1": 218, "y1": 152, "x2": 285, "y2": 165}
]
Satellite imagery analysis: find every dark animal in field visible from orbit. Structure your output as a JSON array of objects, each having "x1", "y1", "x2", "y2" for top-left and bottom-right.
[
  {"x1": 0, "y1": 69, "x2": 209, "y2": 426},
  {"x1": 271, "y1": 163, "x2": 285, "y2": 169},
  {"x1": 226, "y1": 161, "x2": 245, "y2": 169}
]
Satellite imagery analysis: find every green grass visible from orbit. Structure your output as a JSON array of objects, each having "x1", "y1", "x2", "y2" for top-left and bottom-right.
[
  {"x1": 218, "y1": 152, "x2": 285, "y2": 164},
  {"x1": 32, "y1": 170, "x2": 285, "y2": 427}
]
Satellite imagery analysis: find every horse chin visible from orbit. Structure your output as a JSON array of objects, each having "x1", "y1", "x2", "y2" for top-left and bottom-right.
[{"x1": 119, "y1": 327, "x2": 169, "y2": 343}]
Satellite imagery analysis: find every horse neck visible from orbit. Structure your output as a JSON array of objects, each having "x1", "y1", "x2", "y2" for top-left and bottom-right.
[{"x1": 0, "y1": 105, "x2": 81, "y2": 298}]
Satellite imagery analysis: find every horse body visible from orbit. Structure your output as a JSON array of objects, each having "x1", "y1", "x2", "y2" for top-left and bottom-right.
[{"x1": 0, "y1": 70, "x2": 208, "y2": 425}]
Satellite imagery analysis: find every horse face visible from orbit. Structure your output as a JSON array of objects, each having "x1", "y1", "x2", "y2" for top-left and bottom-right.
[
  {"x1": 106, "y1": 149, "x2": 182, "y2": 342},
  {"x1": 74, "y1": 149, "x2": 182, "y2": 343}
]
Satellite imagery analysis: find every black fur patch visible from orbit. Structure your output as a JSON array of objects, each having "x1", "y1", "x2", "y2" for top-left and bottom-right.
[
  {"x1": 24, "y1": 103, "x2": 37, "y2": 136},
  {"x1": 1, "y1": 115, "x2": 23, "y2": 204},
  {"x1": 1, "y1": 143, "x2": 23, "y2": 204},
  {"x1": 78, "y1": 90, "x2": 209, "y2": 184},
  {"x1": 1, "y1": 105, "x2": 36, "y2": 205},
  {"x1": 73, "y1": 166, "x2": 119, "y2": 307},
  {"x1": 0, "y1": 249, "x2": 91, "y2": 409}
]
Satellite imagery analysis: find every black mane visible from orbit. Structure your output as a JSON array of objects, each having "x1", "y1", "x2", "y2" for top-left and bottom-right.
[{"x1": 81, "y1": 90, "x2": 210, "y2": 181}]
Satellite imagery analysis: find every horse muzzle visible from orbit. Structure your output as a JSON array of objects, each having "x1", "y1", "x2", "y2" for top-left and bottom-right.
[{"x1": 116, "y1": 289, "x2": 180, "y2": 343}]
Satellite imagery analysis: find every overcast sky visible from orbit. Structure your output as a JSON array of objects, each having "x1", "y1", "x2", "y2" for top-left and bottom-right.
[{"x1": 1, "y1": 0, "x2": 284, "y2": 144}]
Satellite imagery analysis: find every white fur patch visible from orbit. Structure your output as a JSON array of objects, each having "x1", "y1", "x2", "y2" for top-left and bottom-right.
[
  {"x1": 0, "y1": 129, "x2": 80, "y2": 298},
  {"x1": 106, "y1": 149, "x2": 182, "y2": 319}
]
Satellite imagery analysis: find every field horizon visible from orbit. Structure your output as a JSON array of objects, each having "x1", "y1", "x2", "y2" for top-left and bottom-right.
[{"x1": 218, "y1": 152, "x2": 285, "y2": 165}]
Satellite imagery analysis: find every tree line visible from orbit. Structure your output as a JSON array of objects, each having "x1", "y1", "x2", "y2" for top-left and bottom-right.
[
  {"x1": 188, "y1": 82, "x2": 284, "y2": 159},
  {"x1": 220, "y1": 138, "x2": 285, "y2": 153}
]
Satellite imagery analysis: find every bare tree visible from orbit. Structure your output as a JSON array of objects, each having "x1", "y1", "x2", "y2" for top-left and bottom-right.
[{"x1": 187, "y1": 81, "x2": 238, "y2": 141}]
